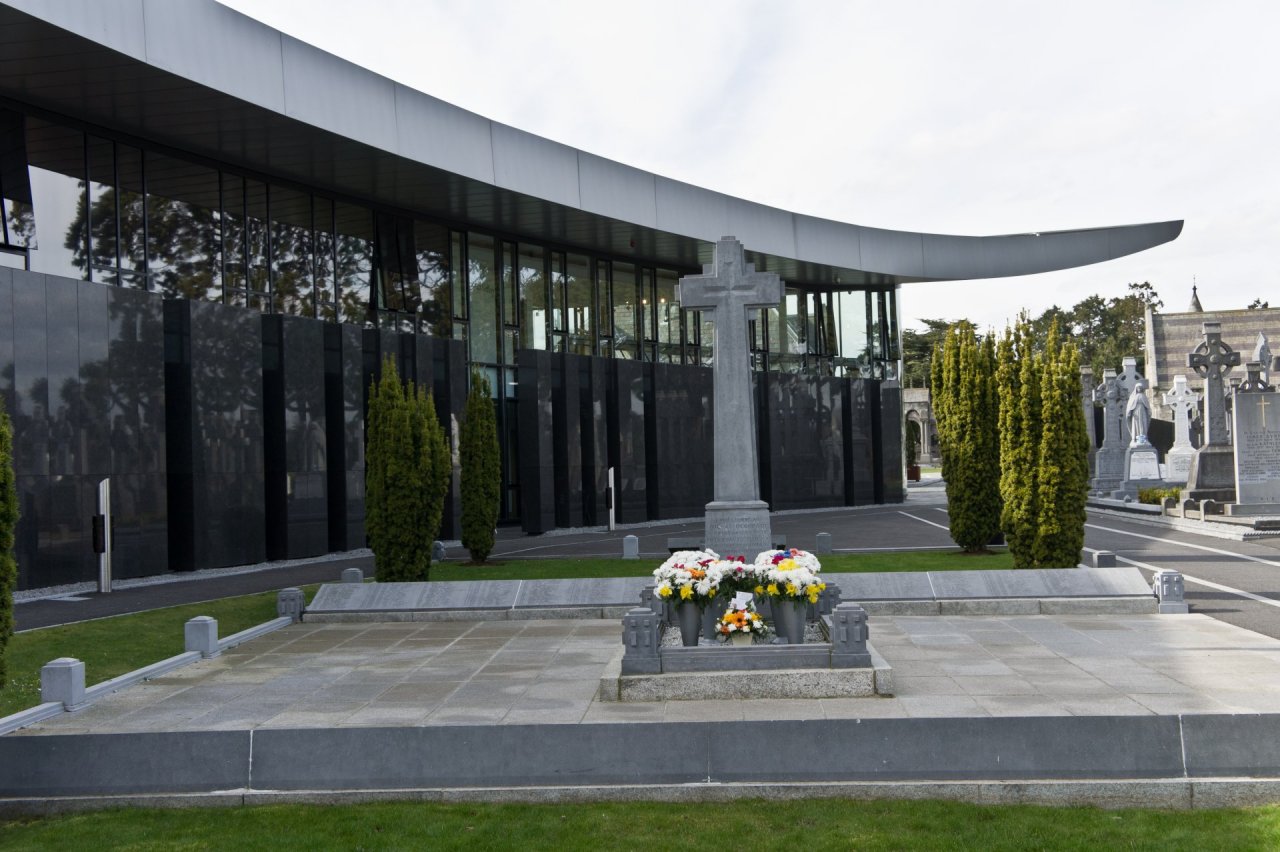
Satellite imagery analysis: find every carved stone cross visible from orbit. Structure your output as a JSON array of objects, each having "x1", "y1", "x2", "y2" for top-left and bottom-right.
[
  {"x1": 1092, "y1": 368, "x2": 1126, "y2": 450},
  {"x1": 1163, "y1": 373, "x2": 1200, "y2": 450},
  {"x1": 1115, "y1": 356, "x2": 1141, "y2": 446},
  {"x1": 1188, "y1": 322, "x2": 1241, "y2": 446},
  {"x1": 678, "y1": 237, "x2": 782, "y2": 503}
]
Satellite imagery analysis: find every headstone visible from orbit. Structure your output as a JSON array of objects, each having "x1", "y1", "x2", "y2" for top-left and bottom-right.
[
  {"x1": 341, "y1": 567, "x2": 363, "y2": 584},
  {"x1": 1163, "y1": 374, "x2": 1200, "y2": 483},
  {"x1": 1240, "y1": 360, "x2": 1274, "y2": 393},
  {"x1": 1183, "y1": 322, "x2": 1241, "y2": 503},
  {"x1": 622, "y1": 534, "x2": 639, "y2": 560},
  {"x1": 41, "y1": 658, "x2": 87, "y2": 711},
  {"x1": 184, "y1": 616, "x2": 220, "y2": 659},
  {"x1": 815, "y1": 532, "x2": 832, "y2": 555},
  {"x1": 1224, "y1": 383, "x2": 1280, "y2": 516},
  {"x1": 1112, "y1": 379, "x2": 1169, "y2": 499},
  {"x1": 677, "y1": 237, "x2": 782, "y2": 556},
  {"x1": 431, "y1": 540, "x2": 447, "y2": 562},
  {"x1": 1090, "y1": 368, "x2": 1128, "y2": 493},
  {"x1": 830, "y1": 603, "x2": 871, "y2": 668},
  {"x1": 620, "y1": 607, "x2": 661, "y2": 674},
  {"x1": 1080, "y1": 366, "x2": 1098, "y2": 477}
]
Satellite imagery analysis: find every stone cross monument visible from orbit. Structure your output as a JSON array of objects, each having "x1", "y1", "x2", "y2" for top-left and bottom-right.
[
  {"x1": 1184, "y1": 322, "x2": 1241, "y2": 502},
  {"x1": 678, "y1": 237, "x2": 782, "y2": 556},
  {"x1": 1090, "y1": 368, "x2": 1127, "y2": 494},
  {"x1": 1226, "y1": 363, "x2": 1280, "y2": 516},
  {"x1": 1115, "y1": 356, "x2": 1142, "y2": 447},
  {"x1": 1162, "y1": 373, "x2": 1200, "y2": 483}
]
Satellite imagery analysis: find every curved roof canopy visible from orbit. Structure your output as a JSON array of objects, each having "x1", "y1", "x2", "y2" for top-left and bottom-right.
[{"x1": 0, "y1": 0, "x2": 1182, "y2": 286}]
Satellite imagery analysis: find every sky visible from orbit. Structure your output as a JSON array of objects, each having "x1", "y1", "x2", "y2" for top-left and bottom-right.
[{"x1": 221, "y1": 0, "x2": 1280, "y2": 332}]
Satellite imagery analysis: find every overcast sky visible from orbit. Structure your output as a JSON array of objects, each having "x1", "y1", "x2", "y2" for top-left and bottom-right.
[{"x1": 222, "y1": 0, "x2": 1280, "y2": 332}]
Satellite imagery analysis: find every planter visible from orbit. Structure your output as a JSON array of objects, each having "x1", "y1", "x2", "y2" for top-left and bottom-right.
[
  {"x1": 907, "y1": 464, "x2": 921, "y2": 482},
  {"x1": 676, "y1": 602, "x2": 702, "y2": 647},
  {"x1": 772, "y1": 598, "x2": 807, "y2": 644},
  {"x1": 702, "y1": 595, "x2": 729, "y2": 641},
  {"x1": 729, "y1": 632, "x2": 753, "y2": 647}
]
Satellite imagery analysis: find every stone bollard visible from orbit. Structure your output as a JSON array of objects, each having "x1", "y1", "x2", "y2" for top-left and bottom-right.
[
  {"x1": 620, "y1": 607, "x2": 661, "y2": 674},
  {"x1": 818, "y1": 583, "x2": 843, "y2": 617},
  {"x1": 184, "y1": 616, "x2": 220, "y2": 659},
  {"x1": 1201, "y1": 499, "x2": 1222, "y2": 516},
  {"x1": 622, "y1": 535, "x2": 639, "y2": 560},
  {"x1": 277, "y1": 587, "x2": 305, "y2": 622},
  {"x1": 1092, "y1": 551, "x2": 1117, "y2": 568},
  {"x1": 815, "y1": 532, "x2": 832, "y2": 555},
  {"x1": 431, "y1": 541, "x2": 447, "y2": 562},
  {"x1": 1152, "y1": 569, "x2": 1190, "y2": 614},
  {"x1": 829, "y1": 603, "x2": 871, "y2": 668},
  {"x1": 640, "y1": 585, "x2": 664, "y2": 618},
  {"x1": 41, "y1": 658, "x2": 87, "y2": 711},
  {"x1": 341, "y1": 567, "x2": 364, "y2": 584}
]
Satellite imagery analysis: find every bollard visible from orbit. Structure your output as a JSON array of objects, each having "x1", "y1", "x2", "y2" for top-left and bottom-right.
[
  {"x1": 1152, "y1": 569, "x2": 1189, "y2": 614},
  {"x1": 184, "y1": 616, "x2": 220, "y2": 658},
  {"x1": 277, "y1": 587, "x2": 305, "y2": 622},
  {"x1": 431, "y1": 541, "x2": 447, "y2": 562},
  {"x1": 1092, "y1": 551, "x2": 1117, "y2": 568},
  {"x1": 341, "y1": 567, "x2": 364, "y2": 584},
  {"x1": 815, "y1": 532, "x2": 832, "y2": 555},
  {"x1": 640, "y1": 585, "x2": 663, "y2": 618},
  {"x1": 620, "y1": 607, "x2": 662, "y2": 674},
  {"x1": 622, "y1": 534, "x2": 639, "y2": 560},
  {"x1": 41, "y1": 658, "x2": 87, "y2": 711},
  {"x1": 818, "y1": 583, "x2": 842, "y2": 616},
  {"x1": 830, "y1": 603, "x2": 871, "y2": 668}
]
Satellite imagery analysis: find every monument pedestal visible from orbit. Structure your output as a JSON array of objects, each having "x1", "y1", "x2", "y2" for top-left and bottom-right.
[
  {"x1": 1224, "y1": 503, "x2": 1280, "y2": 517},
  {"x1": 1181, "y1": 445, "x2": 1237, "y2": 503},
  {"x1": 1090, "y1": 447, "x2": 1126, "y2": 495},
  {"x1": 1164, "y1": 446, "x2": 1196, "y2": 485},
  {"x1": 704, "y1": 500, "x2": 773, "y2": 558},
  {"x1": 1110, "y1": 444, "x2": 1168, "y2": 500}
]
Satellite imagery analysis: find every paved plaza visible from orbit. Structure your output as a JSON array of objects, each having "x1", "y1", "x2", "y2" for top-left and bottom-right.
[{"x1": 18, "y1": 610, "x2": 1280, "y2": 738}]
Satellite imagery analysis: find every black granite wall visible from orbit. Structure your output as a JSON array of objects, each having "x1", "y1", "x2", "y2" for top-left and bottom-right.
[
  {"x1": 845, "y1": 377, "x2": 877, "y2": 505},
  {"x1": 607, "y1": 359, "x2": 648, "y2": 524},
  {"x1": 650, "y1": 362, "x2": 713, "y2": 519},
  {"x1": 518, "y1": 349, "x2": 555, "y2": 534},
  {"x1": 761, "y1": 372, "x2": 845, "y2": 510}
]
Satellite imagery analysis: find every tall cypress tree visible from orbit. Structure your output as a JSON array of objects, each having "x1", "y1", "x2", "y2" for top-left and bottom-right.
[
  {"x1": 365, "y1": 356, "x2": 418, "y2": 581},
  {"x1": 0, "y1": 408, "x2": 17, "y2": 687},
  {"x1": 460, "y1": 371, "x2": 500, "y2": 563},
  {"x1": 998, "y1": 314, "x2": 1042, "y2": 567},
  {"x1": 412, "y1": 385, "x2": 451, "y2": 578},
  {"x1": 1033, "y1": 334, "x2": 1090, "y2": 567},
  {"x1": 936, "y1": 323, "x2": 1002, "y2": 553}
]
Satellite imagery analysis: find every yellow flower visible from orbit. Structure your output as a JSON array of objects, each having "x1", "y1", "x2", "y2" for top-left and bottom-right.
[
  {"x1": 680, "y1": 585, "x2": 693, "y2": 600},
  {"x1": 766, "y1": 583, "x2": 779, "y2": 596},
  {"x1": 754, "y1": 585, "x2": 765, "y2": 595},
  {"x1": 777, "y1": 559, "x2": 796, "y2": 572},
  {"x1": 786, "y1": 582, "x2": 797, "y2": 596},
  {"x1": 657, "y1": 587, "x2": 671, "y2": 599},
  {"x1": 807, "y1": 590, "x2": 821, "y2": 604}
]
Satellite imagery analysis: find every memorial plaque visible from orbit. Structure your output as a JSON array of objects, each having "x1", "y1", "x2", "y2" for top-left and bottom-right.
[
  {"x1": 1167, "y1": 454, "x2": 1193, "y2": 481},
  {"x1": 1233, "y1": 392, "x2": 1280, "y2": 505},
  {"x1": 1127, "y1": 449, "x2": 1161, "y2": 480}
]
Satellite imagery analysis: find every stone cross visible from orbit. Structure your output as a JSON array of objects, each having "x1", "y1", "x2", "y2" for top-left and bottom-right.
[
  {"x1": 1187, "y1": 322, "x2": 1241, "y2": 446},
  {"x1": 1092, "y1": 368, "x2": 1125, "y2": 450},
  {"x1": 1241, "y1": 361, "x2": 1274, "y2": 393},
  {"x1": 678, "y1": 237, "x2": 782, "y2": 502},
  {"x1": 1163, "y1": 374, "x2": 1200, "y2": 450}
]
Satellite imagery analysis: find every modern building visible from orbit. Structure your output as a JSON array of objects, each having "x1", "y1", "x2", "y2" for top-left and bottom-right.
[{"x1": 0, "y1": 0, "x2": 1181, "y2": 590}]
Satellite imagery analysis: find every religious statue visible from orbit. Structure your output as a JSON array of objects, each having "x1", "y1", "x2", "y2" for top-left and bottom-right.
[{"x1": 1125, "y1": 379, "x2": 1152, "y2": 446}]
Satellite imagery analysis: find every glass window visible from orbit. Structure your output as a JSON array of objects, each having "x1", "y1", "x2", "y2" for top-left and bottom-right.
[
  {"x1": 115, "y1": 144, "x2": 145, "y2": 288},
  {"x1": 313, "y1": 197, "x2": 335, "y2": 320},
  {"x1": 640, "y1": 267, "x2": 655, "y2": 360},
  {"x1": 701, "y1": 311, "x2": 715, "y2": 367},
  {"x1": 450, "y1": 231, "x2": 466, "y2": 320},
  {"x1": 0, "y1": 109, "x2": 34, "y2": 250},
  {"x1": 269, "y1": 185, "x2": 312, "y2": 315},
  {"x1": 374, "y1": 213, "x2": 407, "y2": 317},
  {"x1": 146, "y1": 151, "x2": 221, "y2": 301},
  {"x1": 519, "y1": 243, "x2": 546, "y2": 351},
  {"x1": 550, "y1": 251, "x2": 566, "y2": 333},
  {"x1": 244, "y1": 179, "x2": 269, "y2": 303},
  {"x1": 415, "y1": 221, "x2": 449, "y2": 336},
  {"x1": 335, "y1": 202, "x2": 372, "y2": 325},
  {"x1": 566, "y1": 252, "x2": 592, "y2": 355},
  {"x1": 85, "y1": 136, "x2": 117, "y2": 284},
  {"x1": 468, "y1": 232, "x2": 498, "y2": 364},
  {"x1": 655, "y1": 268, "x2": 679, "y2": 363},
  {"x1": 837, "y1": 290, "x2": 871, "y2": 377},
  {"x1": 595, "y1": 259, "x2": 611, "y2": 343},
  {"x1": 222, "y1": 174, "x2": 246, "y2": 298},
  {"x1": 502, "y1": 241, "x2": 517, "y2": 364},
  {"x1": 23, "y1": 118, "x2": 85, "y2": 279},
  {"x1": 612, "y1": 262, "x2": 637, "y2": 359}
]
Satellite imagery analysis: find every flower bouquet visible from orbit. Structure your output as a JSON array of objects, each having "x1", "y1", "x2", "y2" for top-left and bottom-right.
[
  {"x1": 717, "y1": 602, "x2": 767, "y2": 646},
  {"x1": 653, "y1": 550, "x2": 722, "y2": 646},
  {"x1": 753, "y1": 548, "x2": 826, "y2": 644}
]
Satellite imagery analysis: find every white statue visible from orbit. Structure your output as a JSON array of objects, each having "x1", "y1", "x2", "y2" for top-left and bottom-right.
[{"x1": 1125, "y1": 379, "x2": 1152, "y2": 446}]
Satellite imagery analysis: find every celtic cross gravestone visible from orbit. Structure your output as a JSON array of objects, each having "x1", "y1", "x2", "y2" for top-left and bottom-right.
[
  {"x1": 1162, "y1": 374, "x2": 1200, "y2": 483},
  {"x1": 1090, "y1": 367, "x2": 1127, "y2": 493},
  {"x1": 678, "y1": 237, "x2": 782, "y2": 556},
  {"x1": 1184, "y1": 322, "x2": 1242, "y2": 502}
]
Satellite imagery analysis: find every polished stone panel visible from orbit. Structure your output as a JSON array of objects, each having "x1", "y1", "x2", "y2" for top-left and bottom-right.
[
  {"x1": 879, "y1": 380, "x2": 905, "y2": 502},
  {"x1": 650, "y1": 362, "x2": 713, "y2": 519},
  {"x1": 517, "y1": 349, "x2": 555, "y2": 534},
  {"x1": 844, "y1": 378, "x2": 875, "y2": 505},
  {"x1": 553, "y1": 353, "x2": 584, "y2": 527},
  {"x1": 582, "y1": 356, "x2": 608, "y2": 527},
  {"x1": 609, "y1": 358, "x2": 648, "y2": 523},
  {"x1": 764, "y1": 372, "x2": 845, "y2": 510}
]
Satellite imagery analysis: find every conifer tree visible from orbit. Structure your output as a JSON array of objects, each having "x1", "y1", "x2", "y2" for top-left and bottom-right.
[
  {"x1": 365, "y1": 356, "x2": 419, "y2": 581},
  {"x1": 460, "y1": 371, "x2": 500, "y2": 563},
  {"x1": 1033, "y1": 336, "x2": 1090, "y2": 567},
  {"x1": 997, "y1": 314, "x2": 1042, "y2": 567},
  {"x1": 412, "y1": 385, "x2": 452, "y2": 578},
  {"x1": 935, "y1": 323, "x2": 1002, "y2": 552},
  {"x1": 0, "y1": 408, "x2": 17, "y2": 687}
]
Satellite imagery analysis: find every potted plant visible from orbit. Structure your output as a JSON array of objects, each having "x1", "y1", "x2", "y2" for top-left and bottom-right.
[
  {"x1": 752, "y1": 549, "x2": 826, "y2": 644},
  {"x1": 717, "y1": 602, "x2": 767, "y2": 646},
  {"x1": 653, "y1": 550, "x2": 722, "y2": 646}
]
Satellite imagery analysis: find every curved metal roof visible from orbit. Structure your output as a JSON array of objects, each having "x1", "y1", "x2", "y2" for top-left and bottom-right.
[{"x1": 0, "y1": 0, "x2": 1181, "y2": 285}]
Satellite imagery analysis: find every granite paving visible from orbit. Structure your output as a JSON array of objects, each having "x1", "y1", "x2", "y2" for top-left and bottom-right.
[{"x1": 19, "y1": 613, "x2": 1280, "y2": 736}]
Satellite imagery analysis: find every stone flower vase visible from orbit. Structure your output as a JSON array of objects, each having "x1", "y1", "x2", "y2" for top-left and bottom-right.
[
  {"x1": 676, "y1": 602, "x2": 702, "y2": 647},
  {"x1": 702, "y1": 595, "x2": 729, "y2": 641},
  {"x1": 730, "y1": 632, "x2": 753, "y2": 647},
  {"x1": 772, "y1": 597, "x2": 806, "y2": 644}
]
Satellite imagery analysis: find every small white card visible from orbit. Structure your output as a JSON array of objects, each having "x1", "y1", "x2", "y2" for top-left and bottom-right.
[{"x1": 733, "y1": 592, "x2": 754, "y2": 609}]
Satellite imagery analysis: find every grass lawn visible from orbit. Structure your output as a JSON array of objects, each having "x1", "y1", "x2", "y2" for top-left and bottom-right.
[
  {"x1": 2, "y1": 799, "x2": 1278, "y2": 850},
  {"x1": 0, "y1": 586, "x2": 318, "y2": 719}
]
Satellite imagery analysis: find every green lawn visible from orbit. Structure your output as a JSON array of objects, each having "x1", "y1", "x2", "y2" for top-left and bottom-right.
[{"x1": 1, "y1": 799, "x2": 1278, "y2": 850}]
